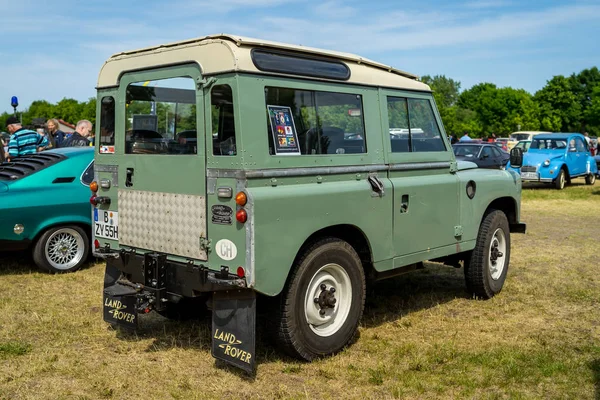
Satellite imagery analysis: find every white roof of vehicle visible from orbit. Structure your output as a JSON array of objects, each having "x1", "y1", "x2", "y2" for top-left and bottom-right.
[{"x1": 97, "y1": 33, "x2": 430, "y2": 92}]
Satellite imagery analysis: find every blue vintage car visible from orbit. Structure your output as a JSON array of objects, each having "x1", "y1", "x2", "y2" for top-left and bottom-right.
[
  {"x1": 0, "y1": 147, "x2": 93, "y2": 272},
  {"x1": 507, "y1": 133, "x2": 598, "y2": 189}
]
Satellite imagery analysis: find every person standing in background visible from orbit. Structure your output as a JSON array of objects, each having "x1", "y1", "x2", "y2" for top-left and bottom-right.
[
  {"x1": 5, "y1": 116, "x2": 48, "y2": 161},
  {"x1": 62, "y1": 120, "x2": 92, "y2": 147},
  {"x1": 47, "y1": 119, "x2": 66, "y2": 148}
]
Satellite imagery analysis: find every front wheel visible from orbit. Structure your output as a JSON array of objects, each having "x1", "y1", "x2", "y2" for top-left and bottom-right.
[
  {"x1": 554, "y1": 168, "x2": 566, "y2": 190},
  {"x1": 586, "y1": 173, "x2": 596, "y2": 185},
  {"x1": 33, "y1": 226, "x2": 89, "y2": 273},
  {"x1": 273, "y1": 238, "x2": 365, "y2": 361},
  {"x1": 464, "y1": 210, "x2": 510, "y2": 299}
]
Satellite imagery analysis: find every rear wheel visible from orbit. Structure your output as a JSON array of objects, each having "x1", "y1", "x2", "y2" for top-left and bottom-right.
[
  {"x1": 273, "y1": 238, "x2": 365, "y2": 361},
  {"x1": 464, "y1": 210, "x2": 510, "y2": 299},
  {"x1": 33, "y1": 226, "x2": 89, "y2": 273},
  {"x1": 554, "y1": 168, "x2": 566, "y2": 190},
  {"x1": 586, "y1": 173, "x2": 596, "y2": 185}
]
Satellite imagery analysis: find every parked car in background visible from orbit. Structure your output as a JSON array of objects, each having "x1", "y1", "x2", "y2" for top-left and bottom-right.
[
  {"x1": 514, "y1": 140, "x2": 532, "y2": 153},
  {"x1": 494, "y1": 140, "x2": 508, "y2": 152},
  {"x1": 0, "y1": 148, "x2": 93, "y2": 272},
  {"x1": 508, "y1": 131, "x2": 551, "y2": 151},
  {"x1": 594, "y1": 154, "x2": 600, "y2": 177},
  {"x1": 452, "y1": 143, "x2": 510, "y2": 169},
  {"x1": 506, "y1": 133, "x2": 598, "y2": 189}
]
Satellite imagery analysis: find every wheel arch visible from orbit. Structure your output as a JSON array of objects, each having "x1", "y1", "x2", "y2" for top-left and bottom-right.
[
  {"x1": 31, "y1": 219, "x2": 92, "y2": 247},
  {"x1": 284, "y1": 224, "x2": 374, "y2": 292},
  {"x1": 484, "y1": 196, "x2": 518, "y2": 228}
]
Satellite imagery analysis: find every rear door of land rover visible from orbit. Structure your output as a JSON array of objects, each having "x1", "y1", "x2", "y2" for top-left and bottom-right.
[{"x1": 96, "y1": 64, "x2": 208, "y2": 261}]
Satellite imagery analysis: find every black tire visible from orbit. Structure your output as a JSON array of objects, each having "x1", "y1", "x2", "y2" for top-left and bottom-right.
[
  {"x1": 155, "y1": 296, "x2": 209, "y2": 321},
  {"x1": 586, "y1": 173, "x2": 596, "y2": 185},
  {"x1": 554, "y1": 168, "x2": 566, "y2": 190},
  {"x1": 273, "y1": 238, "x2": 365, "y2": 361},
  {"x1": 32, "y1": 225, "x2": 89, "y2": 273},
  {"x1": 464, "y1": 210, "x2": 510, "y2": 299}
]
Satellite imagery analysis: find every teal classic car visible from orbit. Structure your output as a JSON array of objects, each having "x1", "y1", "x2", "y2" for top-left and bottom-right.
[
  {"x1": 507, "y1": 133, "x2": 597, "y2": 189},
  {"x1": 0, "y1": 147, "x2": 93, "y2": 272}
]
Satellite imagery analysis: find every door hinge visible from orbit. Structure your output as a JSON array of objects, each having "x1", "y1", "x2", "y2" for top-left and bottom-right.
[
  {"x1": 454, "y1": 225, "x2": 463, "y2": 237},
  {"x1": 198, "y1": 77, "x2": 216, "y2": 90},
  {"x1": 450, "y1": 162, "x2": 458, "y2": 173},
  {"x1": 199, "y1": 237, "x2": 212, "y2": 253}
]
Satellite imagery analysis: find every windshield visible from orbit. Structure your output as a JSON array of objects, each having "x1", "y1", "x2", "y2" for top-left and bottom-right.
[
  {"x1": 511, "y1": 134, "x2": 530, "y2": 141},
  {"x1": 530, "y1": 138, "x2": 567, "y2": 150},
  {"x1": 453, "y1": 145, "x2": 480, "y2": 157}
]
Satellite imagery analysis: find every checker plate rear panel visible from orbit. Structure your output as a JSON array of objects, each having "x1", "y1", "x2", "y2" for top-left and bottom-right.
[{"x1": 118, "y1": 189, "x2": 207, "y2": 260}]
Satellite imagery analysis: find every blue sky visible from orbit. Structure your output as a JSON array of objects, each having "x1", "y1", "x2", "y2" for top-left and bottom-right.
[{"x1": 1, "y1": 0, "x2": 599, "y2": 115}]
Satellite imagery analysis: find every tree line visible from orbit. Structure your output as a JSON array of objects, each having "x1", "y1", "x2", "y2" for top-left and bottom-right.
[
  {"x1": 1, "y1": 66, "x2": 598, "y2": 138},
  {"x1": 423, "y1": 66, "x2": 600, "y2": 137}
]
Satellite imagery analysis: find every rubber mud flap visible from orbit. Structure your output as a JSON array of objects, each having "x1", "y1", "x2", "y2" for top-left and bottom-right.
[
  {"x1": 103, "y1": 284, "x2": 138, "y2": 329},
  {"x1": 212, "y1": 290, "x2": 256, "y2": 374}
]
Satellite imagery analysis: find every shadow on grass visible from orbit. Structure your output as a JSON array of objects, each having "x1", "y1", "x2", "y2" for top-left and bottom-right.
[
  {"x1": 110, "y1": 261, "x2": 466, "y2": 374},
  {"x1": 363, "y1": 262, "x2": 466, "y2": 328},
  {"x1": 590, "y1": 359, "x2": 600, "y2": 400},
  {"x1": 0, "y1": 251, "x2": 38, "y2": 275},
  {"x1": 0, "y1": 251, "x2": 98, "y2": 276}
]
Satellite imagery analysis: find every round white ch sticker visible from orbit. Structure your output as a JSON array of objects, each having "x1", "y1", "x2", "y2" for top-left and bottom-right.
[{"x1": 215, "y1": 239, "x2": 238, "y2": 261}]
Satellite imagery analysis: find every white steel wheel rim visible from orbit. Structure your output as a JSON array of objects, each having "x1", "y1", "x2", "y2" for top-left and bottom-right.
[
  {"x1": 45, "y1": 228, "x2": 85, "y2": 270},
  {"x1": 304, "y1": 263, "x2": 352, "y2": 337},
  {"x1": 559, "y1": 172, "x2": 565, "y2": 188},
  {"x1": 488, "y1": 228, "x2": 507, "y2": 280}
]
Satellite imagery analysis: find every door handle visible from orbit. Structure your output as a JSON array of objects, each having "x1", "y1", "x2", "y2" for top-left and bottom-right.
[
  {"x1": 126, "y1": 168, "x2": 134, "y2": 187},
  {"x1": 368, "y1": 175, "x2": 384, "y2": 197},
  {"x1": 400, "y1": 194, "x2": 409, "y2": 213}
]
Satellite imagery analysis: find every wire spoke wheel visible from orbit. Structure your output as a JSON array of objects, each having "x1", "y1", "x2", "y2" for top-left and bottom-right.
[{"x1": 44, "y1": 228, "x2": 85, "y2": 271}]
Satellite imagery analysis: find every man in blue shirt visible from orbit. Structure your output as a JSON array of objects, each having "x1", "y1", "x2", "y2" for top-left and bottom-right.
[
  {"x1": 6, "y1": 116, "x2": 49, "y2": 161},
  {"x1": 459, "y1": 132, "x2": 472, "y2": 142}
]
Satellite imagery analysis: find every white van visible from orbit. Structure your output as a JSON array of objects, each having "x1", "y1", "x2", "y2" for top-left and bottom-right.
[{"x1": 508, "y1": 131, "x2": 551, "y2": 149}]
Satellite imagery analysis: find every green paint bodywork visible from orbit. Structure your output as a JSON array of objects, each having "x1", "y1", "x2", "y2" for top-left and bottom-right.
[
  {"x1": 94, "y1": 64, "x2": 523, "y2": 297},
  {"x1": 0, "y1": 147, "x2": 93, "y2": 247}
]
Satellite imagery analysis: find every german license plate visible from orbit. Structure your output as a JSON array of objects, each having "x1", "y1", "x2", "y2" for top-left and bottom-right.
[
  {"x1": 94, "y1": 209, "x2": 119, "y2": 240},
  {"x1": 520, "y1": 171, "x2": 538, "y2": 180}
]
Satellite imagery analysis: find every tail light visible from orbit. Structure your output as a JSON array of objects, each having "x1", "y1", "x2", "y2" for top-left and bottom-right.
[
  {"x1": 90, "y1": 195, "x2": 98, "y2": 206},
  {"x1": 236, "y1": 266, "x2": 245, "y2": 278},
  {"x1": 235, "y1": 191, "x2": 248, "y2": 224},
  {"x1": 94, "y1": 239, "x2": 100, "y2": 249},
  {"x1": 90, "y1": 181, "x2": 98, "y2": 193},
  {"x1": 236, "y1": 209, "x2": 247, "y2": 223}
]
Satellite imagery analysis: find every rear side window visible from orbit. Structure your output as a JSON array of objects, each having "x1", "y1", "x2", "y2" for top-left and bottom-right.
[
  {"x1": 265, "y1": 87, "x2": 366, "y2": 155},
  {"x1": 211, "y1": 85, "x2": 237, "y2": 156},
  {"x1": 81, "y1": 161, "x2": 94, "y2": 185},
  {"x1": 125, "y1": 77, "x2": 197, "y2": 155},
  {"x1": 99, "y1": 96, "x2": 115, "y2": 152},
  {"x1": 387, "y1": 97, "x2": 446, "y2": 153}
]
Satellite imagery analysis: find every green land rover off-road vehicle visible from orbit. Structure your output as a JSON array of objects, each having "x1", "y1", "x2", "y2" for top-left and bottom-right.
[{"x1": 92, "y1": 34, "x2": 526, "y2": 373}]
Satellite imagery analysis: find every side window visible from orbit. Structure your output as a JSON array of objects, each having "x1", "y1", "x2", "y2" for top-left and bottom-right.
[
  {"x1": 99, "y1": 96, "x2": 115, "y2": 152},
  {"x1": 491, "y1": 146, "x2": 502, "y2": 157},
  {"x1": 408, "y1": 98, "x2": 446, "y2": 152},
  {"x1": 387, "y1": 97, "x2": 410, "y2": 153},
  {"x1": 125, "y1": 77, "x2": 197, "y2": 155},
  {"x1": 211, "y1": 85, "x2": 237, "y2": 156},
  {"x1": 481, "y1": 146, "x2": 493, "y2": 158},
  {"x1": 575, "y1": 137, "x2": 586, "y2": 152},
  {"x1": 81, "y1": 161, "x2": 94, "y2": 185},
  {"x1": 265, "y1": 87, "x2": 366, "y2": 155}
]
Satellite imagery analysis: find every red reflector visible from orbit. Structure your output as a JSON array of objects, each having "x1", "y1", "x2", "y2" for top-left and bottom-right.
[
  {"x1": 237, "y1": 267, "x2": 245, "y2": 278},
  {"x1": 90, "y1": 195, "x2": 97, "y2": 206},
  {"x1": 236, "y1": 209, "x2": 247, "y2": 223},
  {"x1": 94, "y1": 239, "x2": 100, "y2": 249}
]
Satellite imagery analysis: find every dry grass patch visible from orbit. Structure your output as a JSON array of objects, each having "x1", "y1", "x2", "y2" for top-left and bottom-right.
[{"x1": 1, "y1": 183, "x2": 600, "y2": 399}]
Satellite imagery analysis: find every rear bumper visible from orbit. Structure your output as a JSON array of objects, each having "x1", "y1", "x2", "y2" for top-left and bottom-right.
[{"x1": 104, "y1": 249, "x2": 247, "y2": 297}]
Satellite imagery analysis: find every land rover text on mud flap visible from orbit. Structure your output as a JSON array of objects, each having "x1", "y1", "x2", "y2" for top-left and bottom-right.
[{"x1": 92, "y1": 34, "x2": 526, "y2": 373}]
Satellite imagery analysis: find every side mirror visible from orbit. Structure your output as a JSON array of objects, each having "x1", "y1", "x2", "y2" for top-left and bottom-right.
[{"x1": 510, "y1": 147, "x2": 523, "y2": 168}]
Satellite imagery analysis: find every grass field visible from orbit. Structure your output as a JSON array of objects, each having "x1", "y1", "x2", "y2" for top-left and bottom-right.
[{"x1": 1, "y1": 181, "x2": 600, "y2": 399}]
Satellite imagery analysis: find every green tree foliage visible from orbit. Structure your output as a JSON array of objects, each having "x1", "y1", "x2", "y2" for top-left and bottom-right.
[{"x1": 534, "y1": 75, "x2": 582, "y2": 132}]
